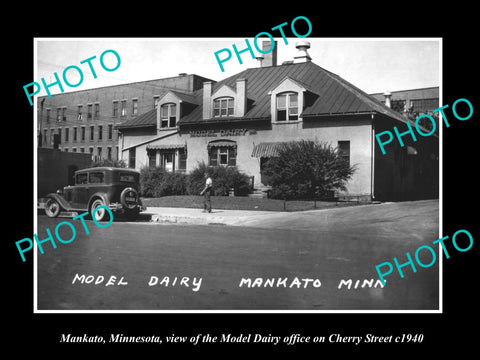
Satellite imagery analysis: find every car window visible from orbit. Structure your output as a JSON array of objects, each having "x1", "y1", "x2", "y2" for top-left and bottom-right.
[
  {"x1": 75, "y1": 173, "x2": 88, "y2": 185},
  {"x1": 89, "y1": 172, "x2": 105, "y2": 184},
  {"x1": 119, "y1": 173, "x2": 136, "y2": 182}
]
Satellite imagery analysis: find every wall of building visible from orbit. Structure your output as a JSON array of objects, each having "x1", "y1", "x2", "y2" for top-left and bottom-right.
[
  {"x1": 128, "y1": 115, "x2": 374, "y2": 198},
  {"x1": 37, "y1": 148, "x2": 92, "y2": 197},
  {"x1": 37, "y1": 74, "x2": 210, "y2": 160},
  {"x1": 373, "y1": 115, "x2": 439, "y2": 201}
]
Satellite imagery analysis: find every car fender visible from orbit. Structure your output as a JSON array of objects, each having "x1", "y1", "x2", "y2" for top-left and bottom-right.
[
  {"x1": 88, "y1": 192, "x2": 110, "y2": 211},
  {"x1": 44, "y1": 193, "x2": 71, "y2": 211}
]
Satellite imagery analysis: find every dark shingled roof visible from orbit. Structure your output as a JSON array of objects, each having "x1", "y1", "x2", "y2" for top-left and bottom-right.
[
  {"x1": 180, "y1": 61, "x2": 407, "y2": 124},
  {"x1": 117, "y1": 108, "x2": 157, "y2": 129},
  {"x1": 119, "y1": 61, "x2": 408, "y2": 129}
]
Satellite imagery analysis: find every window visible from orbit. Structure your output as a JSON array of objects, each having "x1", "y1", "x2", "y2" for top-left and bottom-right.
[
  {"x1": 78, "y1": 105, "x2": 83, "y2": 121},
  {"x1": 56, "y1": 108, "x2": 61, "y2": 122},
  {"x1": 178, "y1": 148, "x2": 187, "y2": 171},
  {"x1": 120, "y1": 173, "x2": 136, "y2": 182},
  {"x1": 108, "y1": 124, "x2": 113, "y2": 140},
  {"x1": 80, "y1": 147, "x2": 85, "y2": 153},
  {"x1": 76, "y1": 173, "x2": 88, "y2": 185},
  {"x1": 132, "y1": 99, "x2": 138, "y2": 115},
  {"x1": 62, "y1": 107, "x2": 66, "y2": 121},
  {"x1": 65, "y1": 128, "x2": 69, "y2": 142},
  {"x1": 160, "y1": 103, "x2": 176, "y2": 128},
  {"x1": 97, "y1": 147, "x2": 102, "y2": 158},
  {"x1": 213, "y1": 97, "x2": 234, "y2": 117},
  {"x1": 112, "y1": 101, "x2": 118, "y2": 117},
  {"x1": 43, "y1": 129, "x2": 48, "y2": 144},
  {"x1": 161, "y1": 152, "x2": 175, "y2": 172},
  {"x1": 94, "y1": 103, "x2": 100, "y2": 119},
  {"x1": 121, "y1": 100, "x2": 127, "y2": 117},
  {"x1": 58, "y1": 128, "x2": 62, "y2": 143},
  {"x1": 89, "y1": 147, "x2": 94, "y2": 154},
  {"x1": 46, "y1": 109, "x2": 51, "y2": 123},
  {"x1": 410, "y1": 98, "x2": 439, "y2": 113},
  {"x1": 81, "y1": 126, "x2": 86, "y2": 141},
  {"x1": 87, "y1": 104, "x2": 92, "y2": 119},
  {"x1": 128, "y1": 148, "x2": 136, "y2": 168},
  {"x1": 276, "y1": 92, "x2": 298, "y2": 121},
  {"x1": 338, "y1": 141, "x2": 350, "y2": 165},
  {"x1": 89, "y1": 172, "x2": 104, "y2": 184},
  {"x1": 107, "y1": 146, "x2": 112, "y2": 160},
  {"x1": 73, "y1": 127, "x2": 77, "y2": 142},
  {"x1": 90, "y1": 126, "x2": 94, "y2": 141},
  {"x1": 209, "y1": 145, "x2": 236, "y2": 166},
  {"x1": 98, "y1": 125, "x2": 103, "y2": 140},
  {"x1": 148, "y1": 151, "x2": 156, "y2": 169}
]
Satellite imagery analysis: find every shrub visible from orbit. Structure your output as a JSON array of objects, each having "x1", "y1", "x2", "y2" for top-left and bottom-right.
[
  {"x1": 263, "y1": 140, "x2": 356, "y2": 200},
  {"x1": 139, "y1": 166, "x2": 187, "y2": 197},
  {"x1": 187, "y1": 162, "x2": 252, "y2": 196}
]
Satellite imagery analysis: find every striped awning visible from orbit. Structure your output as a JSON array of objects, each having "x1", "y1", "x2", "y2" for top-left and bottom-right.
[
  {"x1": 207, "y1": 140, "x2": 237, "y2": 149},
  {"x1": 146, "y1": 144, "x2": 186, "y2": 150},
  {"x1": 251, "y1": 142, "x2": 286, "y2": 158}
]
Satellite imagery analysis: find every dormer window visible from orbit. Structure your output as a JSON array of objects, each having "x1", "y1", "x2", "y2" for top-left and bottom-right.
[
  {"x1": 276, "y1": 92, "x2": 298, "y2": 121},
  {"x1": 213, "y1": 97, "x2": 234, "y2": 117},
  {"x1": 160, "y1": 103, "x2": 177, "y2": 128}
]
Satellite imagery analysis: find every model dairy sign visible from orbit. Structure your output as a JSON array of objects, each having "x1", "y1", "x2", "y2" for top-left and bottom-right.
[{"x1": 189, "y1": 129, "x2": 254, "y2": 137}]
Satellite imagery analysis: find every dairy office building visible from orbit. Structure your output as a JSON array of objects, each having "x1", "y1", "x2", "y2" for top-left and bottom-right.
[{"x1": 117, "y1": 43, "x2": 439, "y2": 201}]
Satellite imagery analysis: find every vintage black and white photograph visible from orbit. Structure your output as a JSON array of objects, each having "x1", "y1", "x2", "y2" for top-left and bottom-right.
[{"x1": 33, "y1": 37, "x2": 441, "y2": 312}]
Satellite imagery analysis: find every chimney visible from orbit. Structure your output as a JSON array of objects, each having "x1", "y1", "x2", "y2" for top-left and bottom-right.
[
  {"x1": 383, "y1": 90, "x2": 392, "y2": 108},
  {"x1": 235, "y1": 78, "x2": 247, "y2": 116},
  {"x1": 293, "y1": 41, "x2": 312, "y2": 63},
  {"x1": 202, "y1": 81, "x2": 213, "y2": 119},
  {"x1": 260, "y1": 40, "x2": 277, "y2": 67}
]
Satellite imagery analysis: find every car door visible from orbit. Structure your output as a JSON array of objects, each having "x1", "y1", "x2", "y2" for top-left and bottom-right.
[{"x1": 71, "y1": 172, "x2": 89, "y2": 209}]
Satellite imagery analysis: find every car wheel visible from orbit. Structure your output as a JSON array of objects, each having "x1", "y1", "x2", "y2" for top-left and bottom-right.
[
  {"x1": 44, "y1": 198, "x2": 61, "y2": 218},
  {"x1": 90, "y1": 198, "x2": 107, "y2": 222}
]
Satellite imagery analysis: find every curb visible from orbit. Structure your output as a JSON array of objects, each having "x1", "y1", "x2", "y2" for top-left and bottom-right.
[{"x1": 150, "y1": 214, "x2": 230, "y2": 225}]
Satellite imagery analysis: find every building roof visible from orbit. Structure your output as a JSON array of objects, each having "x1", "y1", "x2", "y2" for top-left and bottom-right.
[
  {"x1": 180, "y1": 61, "x2": 408, "y2": 125},
  {"x1": 117, "y1": 108, "x2": 157, "y2": 129},
  {"x1": 119, "y1": 61, "x2": 410, "y2": 129}
]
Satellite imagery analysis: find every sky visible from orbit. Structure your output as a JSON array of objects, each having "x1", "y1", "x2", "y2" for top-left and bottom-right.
[{"x1": 34, "y1": 38, "x2": 440, "y2": 97}]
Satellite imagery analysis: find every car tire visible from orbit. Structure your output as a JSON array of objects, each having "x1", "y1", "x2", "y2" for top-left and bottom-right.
[
  {"x1": 44, "y1": 198, "x2": 61, "y2": 218},
  {"x1": 120, "y1": 187, "x2": 139, "y2": 210},
  {"x1": 90, "y1": 198, "x2": 107, "y2": 222}
]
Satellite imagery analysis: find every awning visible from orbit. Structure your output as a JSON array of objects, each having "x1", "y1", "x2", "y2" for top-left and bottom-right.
[
  {"x1": 207, "y1": 140, "x2": 237, "y2": 149},
  {"x1": 146, "y1": 144, "x2": 186, "y2": 150},
  {"x1": 251, "y1": 142, "x2": 286, "y2": 158}
]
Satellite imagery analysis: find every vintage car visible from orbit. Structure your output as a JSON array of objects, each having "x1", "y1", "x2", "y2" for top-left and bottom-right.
[{"x1": 43, "y1": 167, "x2": 146, "y2": 221}]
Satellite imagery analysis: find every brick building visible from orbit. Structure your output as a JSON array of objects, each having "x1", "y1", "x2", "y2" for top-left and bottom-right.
[{"x1": 37, "y1": 74, "x2": 212, "y2": 161}]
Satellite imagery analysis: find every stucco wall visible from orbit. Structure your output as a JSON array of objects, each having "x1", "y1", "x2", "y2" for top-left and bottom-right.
[{"x1": 123, "y1": 115, "x2": 374, "y2": 197}]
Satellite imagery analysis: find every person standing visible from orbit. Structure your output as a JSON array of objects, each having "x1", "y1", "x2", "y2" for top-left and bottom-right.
[{"x1": 200, "y1": 173, "x2": 213, "y2": 213}]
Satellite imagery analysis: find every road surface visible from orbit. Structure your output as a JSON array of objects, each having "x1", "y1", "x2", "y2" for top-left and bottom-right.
[{"x1": 36, "y1": 200, "x2": 439, "y2": 311}]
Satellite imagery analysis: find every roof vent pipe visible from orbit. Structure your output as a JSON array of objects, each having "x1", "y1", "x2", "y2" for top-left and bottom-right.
[
  {"x1": 383, "y1": 90, "x2": 392, "y2": 108},
  {"x1": 293, "y1": 41, "x2": 312, "y2": 63}
]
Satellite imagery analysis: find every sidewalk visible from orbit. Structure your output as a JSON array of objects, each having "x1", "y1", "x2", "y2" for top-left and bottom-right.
[{"x1": 144, "y1": 206, "x2": 287, "y2": 226}]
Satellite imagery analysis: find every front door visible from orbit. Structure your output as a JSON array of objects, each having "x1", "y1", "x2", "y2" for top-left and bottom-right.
[{"x1": 162, "y1": 152, "x2": 175, "y2": 172}]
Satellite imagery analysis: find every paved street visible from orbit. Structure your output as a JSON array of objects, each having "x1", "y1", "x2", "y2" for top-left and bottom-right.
[{"x1": 36, "y1": 200, "x2": 439, "y2": 311}]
